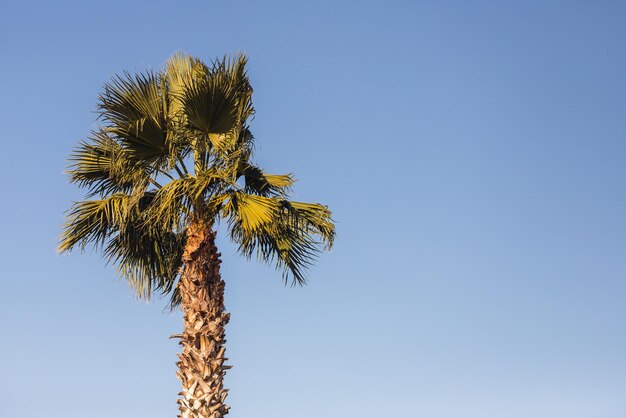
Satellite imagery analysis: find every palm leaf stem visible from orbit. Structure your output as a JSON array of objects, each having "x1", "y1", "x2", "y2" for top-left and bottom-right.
[
  {"x1": 178, "y1": 158, "x2": 189, "y2": 175},
  {"x1": 155, "y1": 168, "x2": 176, "y2": 181},
  {"x1": 149, "y1": 178, "x2": 163, "y2": 189},
  {"x1": 173, "y1": 164, "x2": 185, "y2": 178}
]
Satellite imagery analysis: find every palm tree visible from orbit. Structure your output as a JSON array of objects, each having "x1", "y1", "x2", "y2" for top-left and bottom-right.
[{"x1": 58, "y1": 53, "x2": 335, "y2": 418}]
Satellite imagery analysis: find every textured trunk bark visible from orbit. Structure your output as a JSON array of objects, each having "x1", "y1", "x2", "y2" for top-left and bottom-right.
[{"x1": 176, "y1": 220, "x2": 230, "y2": 418}]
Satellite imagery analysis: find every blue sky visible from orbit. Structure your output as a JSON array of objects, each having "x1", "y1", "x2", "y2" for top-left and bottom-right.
[{"x1": 1, "y1": 1, "x2": 625, "y2": 417}]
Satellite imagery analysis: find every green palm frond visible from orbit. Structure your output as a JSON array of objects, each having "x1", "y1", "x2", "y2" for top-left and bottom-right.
[
  {"x1": 67, "y1": 129, "x2": 148, "y2": 196},
  {"x1": 164, "y1": 52, "x2": 209, "y2": 118},
  {"x1": 144, "y1": 169, "x2": 228, "y2": 227},
  {"x1": 147, "y1": 176, "x2": 196, "y2": 227},
  {"x1": 229, "y1": 212, "x2": 320, "y2": 286},
  {"x1": 59, "y1": 194, "x2": 131, "y2": 252},
  {"x1": 221, "y1": 192, "x2": 335, "y2": 285},
  {"x1": 99, "y1": 71, "x2": 169, "y2": 163},
  {"x1": 180, "y1": 73, "x2": 239, "y2": 151},
  {"x1": 163, "y1": 53, "x2": 211, "y2": 162},
  {"x1": 222, "y1": 192, "x2": 278, "y2": 231},
  {"x1": 192, "y1": 168, "x2": 229, "y2": 201},
  {"x1": 105, "y1": 223, "x2": 185, "y2": 302},
  {"x1": 281, "y1": 200, "x2": 335, "y2": 250},
  {"x1": 215, "y1": 54, "x2": 255, "y2": 124},
  {"x1": 240, "y1": 163, "x2": 295, "y2": 197},
  {"x1": 99, "y1": 71, "x2": 163, "y2": 124},
  {"x1": 178, "y1": 54, "x2": 254, "y2": 158}
]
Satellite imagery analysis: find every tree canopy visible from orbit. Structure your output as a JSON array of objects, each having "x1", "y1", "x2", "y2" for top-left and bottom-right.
[{"x1": 59, "y1": 53, "x2": 335, "y2": 307}]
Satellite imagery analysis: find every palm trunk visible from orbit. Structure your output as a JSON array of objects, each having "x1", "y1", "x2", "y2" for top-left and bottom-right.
[{"x1": 176, "y1": 220, "x2": 231, "y2": 418}]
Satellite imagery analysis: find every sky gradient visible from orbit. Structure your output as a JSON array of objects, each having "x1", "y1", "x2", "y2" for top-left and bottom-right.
[{"x1": 1, "y1": 1, "x2": 625, "y2": 417}]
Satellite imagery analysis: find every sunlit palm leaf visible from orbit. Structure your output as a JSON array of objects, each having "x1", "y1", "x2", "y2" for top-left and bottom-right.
[
  {"x1": 165, "y1": 52, "x2": 209, "y2": 119},
  {"x1": 181, "y1": 73, "x2": 237, "y2": 132},
  {"x1": 147, "y1": 176, "x2": 196, "y2": 227},
  {"x1": 222, "y1": 192, "x2": 334, "y2": 284},
  {"x1": 67, "y1": 130, "x2": 148, "y2": 196},
  {"x1": 241, "y1": 163, "x2": 295, "y2": 196},
  {"x1": 282, "y1": 200, "x2": 335, "y2": 250},
  {"x1": 99, "y1": 71, "x2": 169, "y2": 163},
  {"x1": 214, "y1": 54, "x2": 255, "y2": 124},
  {"x1": 229, "y1": 214, "x2": 319, "y2": 286},
  {"x1": 222, "y1": 192, "x2": 278, "y2": 232},
  {"x1": 59, "y1": 194, "x2": 131, "y2": 252}
]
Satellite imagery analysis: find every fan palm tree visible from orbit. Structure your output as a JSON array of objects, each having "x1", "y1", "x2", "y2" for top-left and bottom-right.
[{"x1": 58, "y1": 53, "x2": 335, "y2": 418}]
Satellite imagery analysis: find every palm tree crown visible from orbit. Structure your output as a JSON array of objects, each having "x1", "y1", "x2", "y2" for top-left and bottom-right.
[{"x1": 59, "y1": 53, "x2": 335, "y2": 306}]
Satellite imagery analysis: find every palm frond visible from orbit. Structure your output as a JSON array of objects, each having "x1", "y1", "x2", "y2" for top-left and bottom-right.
[
  {"x1": 180, "y1": 76, "x2": 239, "y2": 151},
  {"x1": 58, "y1": 194, "x2": 131, "y2": 252},
  {"x1": 281, "y1": 200, "x2": 335, "y2": 250},
  {"x1": 213, "y1": 54, "x2": 255, "y2": 124},
  {"x1": 192, "y1": 168, "x2": 229, "y2": 201},
  {"x1": 221, "y1": 192, "x2": 334, "y2": 285},
  {"x1": 221, "y1": 192, "x2": 278, "y2": 232},
  {"x1": 229, "y1": 213, "x2": 320, "y2": 286},
  {"x1": 240, "y1": 163, "x2": 295, "y2": 197},
  {"x1": 147, "y1": 176, "x2": 196, "y2": 227},
  {"x1": 99, "y1": 71, "x2": 169, "y2": 163},
  {"x1": 67, "y1": 129, "x2": 148, "y2": 197},
  {"x1": 164, "y1": 52, "x2": 209, "y2": 117},
  {"x1": 179, "y1": 54, "x2": 254, "y2": 158},
  {"x1": 105, "y1": 222, "x2": 185, "y2": 302}
]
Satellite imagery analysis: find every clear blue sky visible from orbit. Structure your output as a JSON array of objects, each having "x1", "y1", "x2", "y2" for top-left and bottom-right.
[{"x1": 1, "y1": 1, "x2": 625, "y2": 417}]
